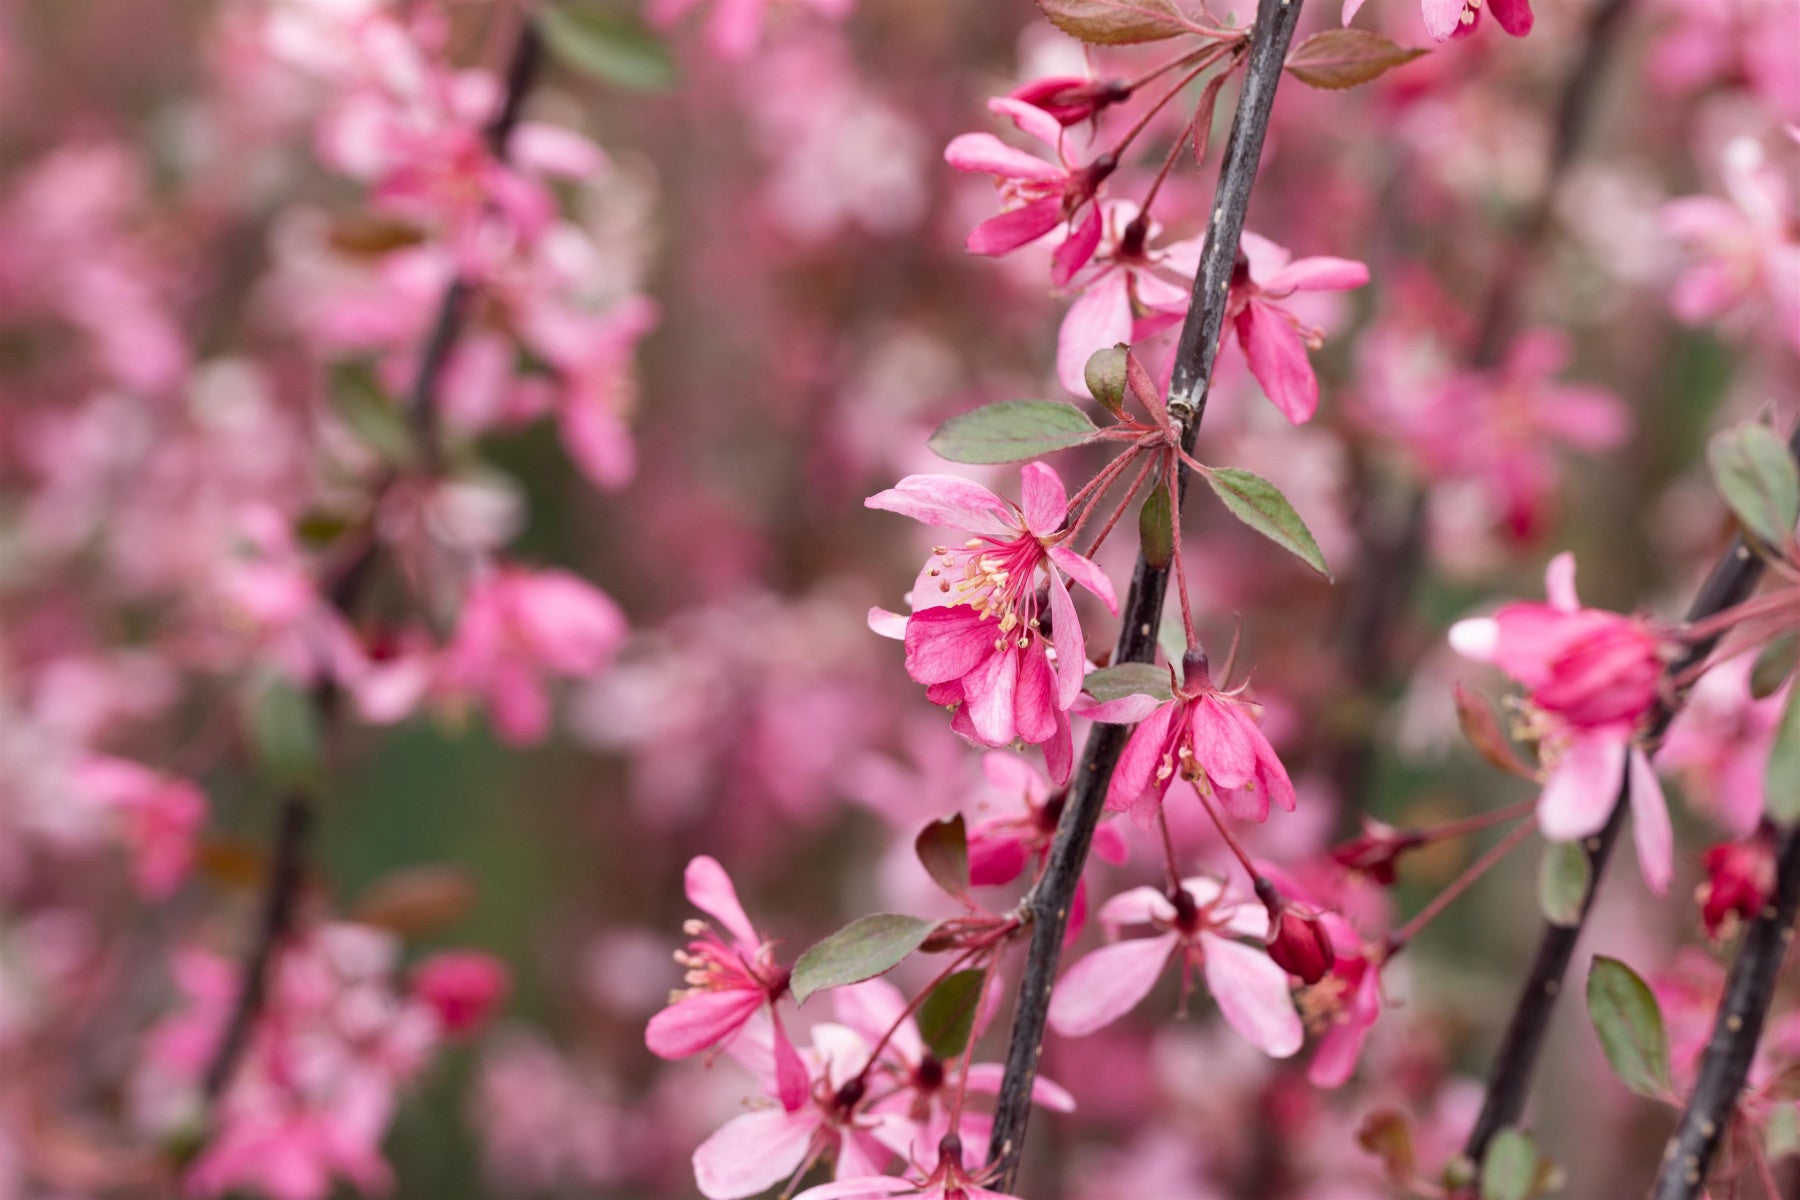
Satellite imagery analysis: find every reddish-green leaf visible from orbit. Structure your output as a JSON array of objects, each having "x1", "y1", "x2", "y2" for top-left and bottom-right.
[
  {"x1": 928, "y1": 400, "x2": 1098, "y2": 464},
  {"x1": 1355, "y1": 1109, "x2": 1416, "y2": 1185},
  {"x1": 1538, "y1": 842, "x2": 1590, "y2": 928},
  {"x1": 1708, "y1": 422, "x2": 1799, "y2": 547},
  {"x1": 1455, "y1": 683, "x2": 1537, "y2": 780},
  {"x1": 1585, "y1": 956, "x2": 1674, "y2": 1101},
  {"x1": 915, "y1": 814, "x2": 971, "y2": 904},
  {"x1": 1084, "y1": 662, "x2": 1173, "y2": 703},
  {"x1": 1036, "y1": 0, "x2": 1187, "y2": 45},
  {"x1": 1768, "y1": 683, "x2": 1800, "y2": 825},
  {"x1": 1285, "y1": 29, "x2": 1427, "y2": 90},
  {"x1": 916, "y1": 969, "x2": 985, "y2": 1060},
  {"x1": 1201, "y1": 467, "x2": 1332, "y2": 579},
  {"x1": 792, "y1": 915, "x2": 936, "y2": 1005},
  {"x1": 1138, "y1": 486, "x2": 1174, "y2": 569}
]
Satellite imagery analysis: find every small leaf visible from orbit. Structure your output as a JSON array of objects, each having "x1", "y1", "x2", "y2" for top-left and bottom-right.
[
  {"x1": 1355, "y1": 1108, "x2": 1415, "y2": 1185},
  {"x1": 539, "y1": 3, "x2": 676, "y2": 92},
  {"x1": 1767, "y1": 684, "x2": 1800, "y2": 826},
  {"x1": 1455, "y1": 683, "x2": 1537, "y2": 780},
  {"x1": 1085, "y1": 345, "x2": 1128, "y2": 415},
  {"x1": 1751, "y1": 633, "x2": 1799, "y2": 699},
  {"x1": 915, "y1": 815, "x2": 971, "y2": 904},
  {"x1": 1708, "y1": 423, "x2": 1800, "y2": 548},
  {"x1": 1188, "y1": 70, "x2": 1229, "y2": 167},
  {"x1": 1139, "y1": 486, "x2": 1174, "y2": 569},
  {"x1": 250, "y1": 679, "x2": 322, "y2": 790},
  {"x1": 1201, "y1": 468, "x2": 1331, "y2": 579},
  {"x1": 928, "y1": 400, "x2": 1098, "y2": 464},
  {"x1": 331, "y1": 362, "x2": 415, "y2": 465},
  {"x1": 1035, "y1": 0, "x2": 1187, "y2": 45},
  {"x1": 791, "y1": 915, "x2": 936, "y2": 1005},
  {"x1": 1538, "y1": 842, "x2": 1591, "y2": 927},
  {"x1": 1084, "y1": 662, "x2": 1172, "y2": 703},
  {"x1": 916, "y1": 969, "x2": 985, "y2": 1060},
  {"x1": 1286, "y1": 29, "x2": 1428, "y2": 90},
  {"x1": 1585, "y1": 956, "x2": 1674, "y2": 1101},
  {"x1": 352, "y1": 865, "x2": 478, "y2": 936},
  {"x1": 1480, "y1": 1129, "x2": 1540, "y2": 1200}
]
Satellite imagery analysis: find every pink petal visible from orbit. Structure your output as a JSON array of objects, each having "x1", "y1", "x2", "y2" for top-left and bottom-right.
[
  {"x1": 772, "y1": 1017, "x2": 809, "y2": 1112},
  {"x1": 959, "y1": 1063, "x2": 1077, "y2": 1112},
  {"x1": 1043, "y1": 710, "x2": 1073, "y2": 785},
  {"x1": 904, "y1": 606, "x2": 998, "y2": 685},
  {"x1": 1237, "y1": 300, "x2": 1318, "y2": 424},
  {"x1": 1202, "y1": 933, "x2": 1304, "y2": 1058},
  {"x1": 560, "y1": 390, "x2": 637, "y2": 490},
  {"x1": 1105, "y1": 700, "x2": 1178, "y2": 812},
  {"x1": 987, "y1": 96, "x2": 1066, "y2": 149},
  {"x1": 793, "y1": 1179, "x2": 916, "y2": 1200},
  {"x1": 1247, "y1": 719, "x2": 1297, "y2": 814},
  {"x1": 1075, "y1": 692, "x2": 1165, "y2": 724},
  {"x1": 1191, "y1": 697, "x2": 1258, "y2": 791},
  {"x1": 1046, "y1": 933, "x2": 1178, "y2": 1036},
  {"x1": 1092, "y1": 820, "x2": 1130, "y2": 864},
  {"x1": 693, "y1": 1108, "x2": 819, "y2": 1200},
  {"x1": 967, "y1": 198, "x2": 1063, "y2": 256},
  {"x1": 685, "y1": 856, "x2": 760, "y2": 947},
  {"x1": 645, "y1": 989, "x2": 763, "y2": 1059},
  {"x1": 1544, "y1": 552, "x2": 1580, "y2": 613},
  {"x1": 1049, "y1": 546, "x2": 1117, "y2": 613},
  {"x1": 943, "y1": 133, "x2": 1062, "y2": 181},
  {"x1": 1448, "y1": 617, "x2": 1500, "y2": 663},
  {"x1": 1342, "y1": 0, "x2": 1366, "y2": 23},
  {"x1": 964, "y1": 644, "x2": 1022, "y2": 746},
  {"x1": 1490, "y1": 0, "x2": 1532, "y2": 35},
  {"x1": 1048, "y1": 572, "x2": 1085, "y2": 710},
  {"x1": 1238, "y1": 231, "x2": 1292, "y2": 282},
  {"x1": 868, "y1": 607, "x2": 909, "y2": 640},
  {"x1": 1097, "y1": 885, "x2": 1178, "y2": 929},
  {"x1": 1260, "y1": 256, "x2": 1369, "y2": 295},
  {"x1": 1052, "y1": 204, "x2": 1103, "y2": 287},
  {"x1": 1057, "y1": 270, "x2": 1133, "y2": 396},
  {"x1": 981, "y1": 750, "x2": 1048, "y2": 802},
  {"x1": 866, "y1": 475, "x2": 1013, "y2": 534},
  {"x1": 1538, "y1": 733, "x2": 1628, "y2": 841},
  {"x1": 1628, "y1": 747, "x2": 1673, "y2": 897},
  {"x1": 1421, "y1": 0, "x2": 1467, "y2": 40},
  {"x1": 1308, "y1": 1020, "x2": 1370, "y2": 1087},
  {"x1": 967, "y1": 828, "x2": 1031, "y2": 886},
  {"x1": 1013, "y1": 643, "x2": 1060, "y2": 745},
  {"x1": 1020, "y1": 461, "x2": 1070, "y2": 536}
]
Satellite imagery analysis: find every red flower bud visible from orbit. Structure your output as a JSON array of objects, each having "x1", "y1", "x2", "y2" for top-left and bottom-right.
[
  {"x1": 1330, "y1": 820, "x2": 1420, "y2": 887},
  {"x1": 1008, "y1": 75, "x2": 1130, "y2": 126},
  {"x1": 1266, "y1": 905, "x2": 1336, "y2": 985},
  {"x1": 1698, "y1": 834, "x2": 1777, "y2": 940},
  {"x1": 414, "y1": 950, "x2": 510, "y2": 1037}
]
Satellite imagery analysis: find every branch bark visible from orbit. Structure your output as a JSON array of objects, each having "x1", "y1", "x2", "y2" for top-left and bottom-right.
[
  {"x1": 984, "y1": 0, "x2": 1304, "y2": 1187},
  {"x1": 1461, "y1": 422, "x2": 1800, "y2": 1168},
  {"x1": 1653, "y1": 822, "x2": 1800, "y2": 1200}
]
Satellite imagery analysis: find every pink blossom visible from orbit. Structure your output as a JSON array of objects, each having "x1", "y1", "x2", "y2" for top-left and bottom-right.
[
  {"x1": 520, "y1": 295, "x2": 660, "y2": 491},
  {"x1": 793, "y1": 1134, "x2": 1018, "y2": 1200},
  {"x1": 412, "y1": 951, "x2": 510, "y2": 1037},
  {"x1": 1420, "y1": 0, "x2": 1533, "y2": 41},
  {"x1": 439, "y1": 566, "x2": 627, "y2": 745},
  {"x1": 965, "y1": 752, "x2": 1128, "y2": 933},
  {"x1": 1662, "y1": 136, "x2": 1800, "y2": 351},
  {"x1": 867, "y1": 464, "x2": 1117, "y2": 785},
  {"x1": 1302, "y1": 915, "x2": 1383, "y2": 1088},
  {"x1": 1054, "y1": 203, "x2": 1202, "y2": 395},
  {"x1": 645, "y1": 857, "x2": 807, "y2": 1111},
  {"x1": 1078, "y1": 652, "x2": 1296, "y2": 827},
  {"x1": 1450, "y1": 553, "x2": 1674, "y2": 892},
  {"x1": 1697, "y1": 833, "x2": 1778, "y2": 941},
  {"x1": 1226, "y1": 232, "x2": 1369, "y2": 425},
  {"x1": 649, "y1": 0, "x2": 854, "y2": 61},
  {"x1": 69, "y1": 756, "x2": 206, "y2": 898},
  {"x1": 1048, "y1": 877, "x2": 1304, "y2": 1058},
  {"x1": 1661, "y1": 656, "x2": 1789, "y2": 836}
]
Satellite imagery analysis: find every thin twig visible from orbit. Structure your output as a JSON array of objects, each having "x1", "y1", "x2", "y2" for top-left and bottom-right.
[
  {"x1": 1460, "y1": 421, "x2": 1800, "y2": 1169},
  {"x1": 984, "y1": 0, "x2": 1305, "y2": 1187},
  {"x1": 1652, "y1": 822, "x2": 1800, "y2": 1199}
]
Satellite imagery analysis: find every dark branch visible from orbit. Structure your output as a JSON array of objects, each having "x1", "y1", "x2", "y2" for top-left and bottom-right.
[
  {"x1": 1462, "y1": 421, "x2": 1800, "y2": 1167},
  {"x1": 985, "y1": 0, "x2": 1304, "y2": 1187},
  {"x1": 1653, "y1": 822, "x2": 1800, "y2": 1200}
]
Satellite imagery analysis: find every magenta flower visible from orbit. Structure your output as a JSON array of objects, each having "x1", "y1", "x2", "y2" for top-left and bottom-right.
[
  {"x1": 867, "y1": 464, "x2": 1117, "y2": 785},
  {"x1": 1078, "y1": 652, "x2": 1296, "y2": 827},
  {"x1": 646, "y1": 856, "x2": 807, "y2": 1112},
  {"x1": 966, "y1": 750, "x2": 1127, "y2": 894},
  {"x1": 1055, "y1": 202, "x2": 1203, "y2": 395},
  {"x1": 412, "y1": 951, "x2": 509, "y2": 1038},
  {"x1": 1226, "y1": 232, "x2": 1369, "y2": 425},
  {"x1": 1047, "y1": 877, "x2": 1304, "y2": 1058},
  {"x1": 1303, "y1": 914, "x2": 1383, "y2": 1088},
  {"x1": 1450, "y1": 552, "x2": 1674, "y2": 892},
  {"x1": 1662, "y1": 136, "x2": 1800, "y2": 352},
  {"x1": 70, "y1": 755, "x2": 206, "y2": 899},
  {"x1": 1417, "y1": 0, "x2": 1532, "y2": 41},
  {"x1": 945, "y1": 98, "x2": 1113, "y2": 281}
]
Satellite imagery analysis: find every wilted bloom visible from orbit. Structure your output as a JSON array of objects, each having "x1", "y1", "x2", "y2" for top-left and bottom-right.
[
  {"x1": 1697, "y1": 833, "x2": 1778, "y2": 940},
  {"x1": 1226, "y1": 232, "x2": 1369, "y2": 425},
  {"x1": 413, "y1": 951, "x2": 510, "y2": 1037},
  {"x1": 867, "y1": 464, "x2": 1117, "y2": 785},
  {"x1": 1329, "y1": 819, "x2": 1420, "y2": 887},
  {"x1": 646, "y1": 857, "x2": 807, "y2": 1111},
  {"x1": 1450, "y1": 552, "x2": 1674, "y2": 892},
  {"x1": 1078, "y1": 650, "x2": 1296, "y2": 826},
  {"x1": 1048, "y1": 877, "x2": 1304, "y2": 1058}
]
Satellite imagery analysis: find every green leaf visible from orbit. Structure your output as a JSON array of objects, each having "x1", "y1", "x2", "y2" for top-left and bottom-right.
[
  {"x1": 927, "y1": 400, "x2": 1098, "y2": 464},
  {"x1": 331, "y1": 362, "x2": 415, "y2": 465},
  {"x1": 1035, "y1": 0, "x2": 1187, "y2": 45},
  {"x1": 916, "y1": 969, "x2": 985, "y2": 1060},
  {"x1": 1201, "y1": 467, "x2": 1332, "y2": 579},
  {"x1": 1708, "y1": 423, "x2": 1800, "y2": 547},
  {"x1": 1585, "y1": 956, "x2": 1674, "y2": 1101},
  {"x1": 791, "y1": 915, "x2": 935, "y2": 1005},
  {"x1": 1538, "y1": 842, "x2": 1591, "y2": 927},
  {"x1": 1751, "y1": 633, "x2": 1799, "y2": 699},
  {"x1": 250, "y1": 679, "x2": 322, "y2": 790},
  {"x1": 1285, "y1": 29, "x2": 1428, "y2": 90},
  {"x1": 1480, "y1": 1129, "x2": 1540, "y2": 1200},
  {"x1": 1138, "y1": 486, "x2": 1174, "y2": 569},
  {"x1": 1083, "y1": 662, "x2": 1172, "y2": 703},
  {"x1": 539, "y1": 4, "x2": 676, "y2": 92},
  {"x1": 1767, "y1": 684, "x2": 1800, "y2": 826},
  {"x1": 915, "y1": 815, "x2": 971, "y2": 904}
]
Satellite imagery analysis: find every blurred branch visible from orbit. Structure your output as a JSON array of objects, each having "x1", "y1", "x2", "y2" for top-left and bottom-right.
[
  {"x1": 1460, "y1": 420, "x2": 1800, "y2": 1170},
  {"x1": 1653, "y1": 822, "x2": 1800, "y2": 1200},
  {"x1": 984, "y1": 0, "x2": 1304, "y2": 1187}
]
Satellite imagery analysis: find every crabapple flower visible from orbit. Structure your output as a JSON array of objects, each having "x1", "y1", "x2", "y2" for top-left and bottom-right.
[
  {"x1": 1226, "y1": 232, "x2": 1369, "y2": 425},
  {"x1": 866, "y1": 464, "x2": 1117, "y2": 785},
  {"x1": 946, "y1": 98, "x2": 1113, "y2": 281},
  {"x1": 1301, "y1": 915, "x2": 1383, "y2": 1088},
  {"x1": 1661, "y1": 657, "x2": 1790, "y2": 836},
  {"x1": 1009, "y1": 75, "x2": 1130, "y2": 127},
  {"x1": 793, "y1": 1134, "x2": 1017, "y2": 1200},
  {"x1": 646, "y1": 856, "x2": 807, "y2": 1111},
  {"x1": 1048, "y1": 877, "x2": 1304, "y2": 1058},
  {"x1": 69, "y1": 755, "x2": 205, "y2": 898},
  {"x1": 413, "y1": 951, "x2": 509, "y2": 1037},
  {"x1": 439, "y1": 566, "x2": 626, "y2": 745},
  {"x1": 1698, "y1": 833, "x2": 1778, "y2": 941},
  {"x1": 1419, "y1": 0, "x2": 1533, "y2": 41},
  {"x1": 1662, "y1": 136, "x2": 1800, "y2": 351},
  {"x1": 648, "y1": 0, "x2": 853, "y2": 61},
  {"x1": 1449, "y1": 552, "x2": 1675, "y2": 892},
  {"x1": 1078, "y1": 651, "x2": 1296, "y2": 826},
  {"x1": 1055, "y1": 202, "x2": 1201, "y2": 395}
]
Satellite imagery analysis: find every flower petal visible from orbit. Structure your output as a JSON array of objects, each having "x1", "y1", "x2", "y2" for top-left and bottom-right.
[
  {"x1": 693, "y1": 1108, "x2": 819, "y2": 1200},
  {"x1": 1097, "y1": 885, "x2": 1178, "y2": 930},
  {"x1": 1202, "y1": 934, "x2": 1304, "y2": 1058},
  {"x1": 646, "y1": 989, "x2": 763, "y2": 1059},
  {"x1": 967, "y1": 197, "x2": 1063, "y2": 256},
  {"x1": 866, "y1": 475, "x2": 1013, "y2": 534},
  {"x1": 1105, "y1": 700, "x2": 1178, "y2": 812},
  {"x1": 1048, "y1": 572, "x2": 1086, "y2": 710},
  {"x1": 686, "y1": 855, "x2": 759, "y2": 947},
  {"x1": 1052, "y1": 204, "x2": 1103, "y2": 288},
  {"x1": 1236, "y1": 300, "x2": 1318, "y2": 424},
  {"x1": 1544, "y1": 551, "x2": 1580, "y2": 613},
  {"x1": 1049, "y1": 546, "x2": 1117, "y2": 613},
  {"x1": 1628, "y1": 747, "x2": 1673, "y2": 897},
  {"x1": 1057, "y1": 270, "x2": 1132, "y2": 396},
  {"x1": 904, "y1": 606, "x2": 996, "y2": 686},
  {"x1": 1192, "y1": 697, "x2": 1257, "y2": 791},
  {"x1": 1013, "y1": 642, "x2": 1060, "y2": 745},
  {"x1": 1046, "y1": 933, "x2": 1178, "y2": 1036},
  {"x1": 1020, "y1": 461, "x2": 1070, "y2": 536},
  {"x1": 943, "y1": 132, "x2": 1061, "y2": 181},
  {"x1": 1260, "y1": 256, "x2": 1369, "y2": 295},
  {"x1": 1538, "y1": 733, "x2": 1628, "y2": 841},
  {"x1": 964, "y1": 644, "x2": 1022, "y2": 745}
]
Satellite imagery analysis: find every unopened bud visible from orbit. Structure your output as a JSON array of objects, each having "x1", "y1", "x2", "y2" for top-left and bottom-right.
[
  {"x1": 1009, "y1": 75, "x2": 1130, "y2": 126},
  {"x1": 1267, "y1": 905, "x2": 1335, "y2": 985},
  {"x1": 1698, "y1": 832, "x2": 1777, "y2": 940},
  {"x1": 1330, "y1": 820, "x2": 1420, "y2": 887},
  {"x1": 1084, "y1": 345, "x2": 1129, "y2": 415}
]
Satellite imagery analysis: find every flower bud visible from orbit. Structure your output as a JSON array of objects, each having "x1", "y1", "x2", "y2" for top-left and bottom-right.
[
  {"x1": 1084, "y1": 345, "x2": 1129, "y2": 415},
  {"x1": 413, "y1": 950, "x2": 510, "y2": 1037},
  {"x1": 1009, "y1": 75, "x2": 1130, "y2": 126},
  {"x1": 1698, "y1": 834, "x2": 1777, "y2": 940},
  {"x1": 1330, "y1": 820, "x2": 1420, "y2": 887},
  {"x1": 1266, "y1": 905, "x2": 1336, "y2": 984}
]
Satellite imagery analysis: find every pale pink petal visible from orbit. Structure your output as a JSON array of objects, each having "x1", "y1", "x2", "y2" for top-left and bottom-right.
[
  {"x1": 959, "y1": 1063, "x2": 1077, "y2": 1112},
  {"x1": 868, "y1": 607, "x2": 909, "y2": 640},
  {"x1": 982, "y1": 750, "x2": 1048, "y2": 803},
  {"x1": 1048, "y1": 546, "x2": 1117, "y2": 613},
  {"x1": 772, "y1": 1017, "x2": 809, "y2": 1112},
  {"x1": 1538, "y1": 733, "x2": 1628, "y2": 841},
  {"x1": 1105, "y1": 700, "x2": 1178, "y2": 811},
  {"x1": 646, "y1": 989, "x2": 763, "y2": 1059},
  {"x1": 1097, "y1": 885, "x2": 1178, "y2": 929},
  {"x1": 685, "y1": 856, "x2": 760, "y2": 947},
  {"x1": 1048, "y1": 572, "x2": 1086, "y2": 709},
  {"x1": 559, "y1": 391, "x2": 637, "y2": 490},
  {"x1": 1046, "y1": 933, "x2": 1178, "y2": 1035},
  {"x1": 943, "y1": 133, "x2": 1062, "y2": 181},
  {"x1": 1043, "y1": 710, "x2": 1073, "y2": 785},
  {"x1": 987, "y1": 96, "x2": 1066, "y2": 150},
  {"x1": 904, "y1": 606, "x2": 998, "y2": 685},
  {"x1": 1237, "y1": 300, "x2": 1318, "y2": 424},
  {"x1": 967, "y1": 198, "x2": 1063, "y2": 256},
  {"x1": 1448, "y1": 617, "x2": 1500, "y2": 662},
  {"x1": 1342, "y1": 0, "x2": 1366, "y2": 23},
  {"x1": 1075, "y1": 691, "x2": 1165, "y2": 724},
  {"x1": 1202, "y1": 934, "x2": 1304, "y2": 1058},
  {"x1": 1544, "y1": 551, "x2": 1580, "y2": 613},
  {"x1": 1057, "y1": 270, "x2": 1133, "y2": 396},
  {"x1": 1238, "y1": 231, "x2": 1291, "y2": 282},
  {"x1": 509, "y1": 122, "x2": 607, "y2": 179},
  {"x1": 1191, "y1": 697, "x2": 1257, "y2": 790},
  {"x1": 1421, "y1": 0, "x2": 1467, "y2": 40},
  {"x1": 793, "y1": 1178, "x2": 916, "y2": 1200},
  {"x1": 1308, "y1": 1020, "x2": 1370, "y2": 1087},
  {"x1": 1628, "y1": 747, "x2": 1673, "y2": 897},
  {"x1": 866, "y1": 475, "x2": 1014, "y2": 534},
  {"x1": 1020, "y1": 462, "x2": 1070, "y2": 536},
  {"x1": 693, "y1": 1108, "x2": 819, "y2": 1200},
  {"x1": 1260, "y1": 256, "x2": 1369, "y2": 295}
]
